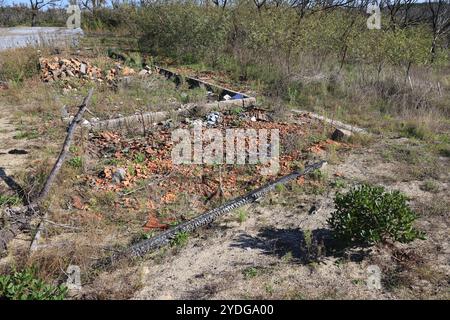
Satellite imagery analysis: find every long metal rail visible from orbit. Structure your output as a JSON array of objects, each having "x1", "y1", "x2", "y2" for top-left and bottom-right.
[{"x1": 99, "y1": 160, "x2": 326, "y2": 267}]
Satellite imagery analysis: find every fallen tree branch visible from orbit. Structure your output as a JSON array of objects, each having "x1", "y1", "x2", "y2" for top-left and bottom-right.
[
  {"x1": 95, "y1": 160, "x2": 327, "y2": 268},
  {"x1": 32, "y1": 88, "x2": 94, "y2": 205},
  {"x1": 29, "y1": 88, "x2": 94, "y2": 252},
  {"x1": 0, "y1": 89, "x2": 94, "y2": 254}
]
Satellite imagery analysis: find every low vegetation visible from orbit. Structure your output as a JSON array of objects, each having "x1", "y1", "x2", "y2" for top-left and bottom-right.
[
  {"x1": 328, "y1": 185, "x2": 425, "y2": 245},
  {"x1": 0, "y1": 267, "x2": 67, "y2": 300}
]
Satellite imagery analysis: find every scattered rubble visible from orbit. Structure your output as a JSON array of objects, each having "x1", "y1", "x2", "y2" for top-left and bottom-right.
[
  {"x1": 39, "y1": 56, "x2": 152, "y2": 86},
  {"x1": 112, "y1": 168, "x2": 127, "y2": 183},
  {"x1": 205, "y1": 112, "x2": 220, "y2": 126},
  {"x1": 40, "y1": 57, "x2": 103, "y2": 83},
  {"x1": 331, "y1": 128, "x2": 352, "y2": 141}
]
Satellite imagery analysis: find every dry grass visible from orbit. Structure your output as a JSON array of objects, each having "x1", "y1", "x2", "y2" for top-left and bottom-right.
[{"x1": 0, "y1": 47, "x2": 42, "y2": 84}]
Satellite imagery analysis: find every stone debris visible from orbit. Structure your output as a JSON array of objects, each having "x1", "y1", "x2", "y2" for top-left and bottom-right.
[
  {"x1": 39, "y1": 57, "x2": 104, "y2": 83},
  {"x1": 331, "y1": 128, "x2": 352, "y2": 141},
  {"x1": 206, "y1": 112, "x2": 220, "y2": 126},
  {"x1": 112, "y1": 168, "x2": 127, "y2": 183},
  {"x1": 39, "y1": 56, "x2": 150, "y2": 85},
  {"x1": 247, "y1": 108, "x2": 270, "y2": 122},
  {"x1": 0, "y1": 81, "x2": 8, "y2": 90}
]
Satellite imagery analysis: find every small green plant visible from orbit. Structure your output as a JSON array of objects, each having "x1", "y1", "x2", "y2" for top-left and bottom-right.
[
  {"x1": 125, "y1": 52, "x2": 143, "y2": 68},
  {"x1": 13, "y1": 130, "x2": 39, "y2": 140},
  {"x1": 0, "y1": 195, "x2": 21, "y2": 207},
  {"x1": 0, "y1": 267, "x2": 67, "y2": 300},
  {"x1": 179, "y1": 92, "x2": 190, "y2": 104},
  {"x1": 236, "y1": 208, "x2": 248, "y2": 224},
  {"x1": 134, "y1": 153, "x2": 146, "y2": 164},
  {"x1": 328, "y1": 185, "x2": 425, "y2": 245},
  {"x1": 142, "y1": 231, "x2": 155, "y2": 240},
  {"x1": 331, "y1": 178, "x2": 346, "y2": 189},
  {"x1": 265, "y1": 283, "x2": 274, "y2": 295},
  {"x1": 400, "y1": 122, "x2": 430, "y2": 141},
  {"x1": 275, "y1": 183, "x2": 286, "y2": 193},
  {"x1": 310, "y1": 169, "x2": 327, "y2": 182},
  {"x1": 68, "y1": 156, "x2": 83, "y2": 168},
  {"x1": 307, "y1": 134, "x2": 327, "y2": 145},
  {"x1": 69, "y1": 146, "x2": 79, "y2": 153},
  {"x1": 304, "y1": 229, "x2": 313, "y2": 249},
  {"x1": 352, "y1": 279, "x2": 365, "y2": 286},
  {"x1": 128, "y1": 165, "x2": 136, "y2": 177},
  {"x1": 420, "y1": 179, "x2": 439, "y2": 193},
  {"x1": 171, "y1": 231, "x2": 189, "y2": 247},
  {"x1": 243, "y1": 267, "x2": 258, "y2": 279},
  {"x1": 231, "y1": 107, "x2": 243, "y2": 115},
  {"x1": 103, "y1": 158, "x2": 120, "y2": 166}
]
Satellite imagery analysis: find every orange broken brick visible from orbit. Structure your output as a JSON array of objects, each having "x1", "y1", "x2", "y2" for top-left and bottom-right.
[
  {"x1": 162, "y1": 192, "x2": 176, "y2": 204},
  {"x1": 296, "y1": 176, "x2": 305, "y2": 185},
  {"x1": 143, "y1": 216, "x2": 169, "y2": 231}
]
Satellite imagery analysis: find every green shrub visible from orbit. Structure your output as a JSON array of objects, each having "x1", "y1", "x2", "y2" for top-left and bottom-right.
[
  {"x1": 328, "y1": 185, "x2": 424, "y2": 245},
  {"x1": 0, "y1": 267, "x2": 67, "y2": 300}
]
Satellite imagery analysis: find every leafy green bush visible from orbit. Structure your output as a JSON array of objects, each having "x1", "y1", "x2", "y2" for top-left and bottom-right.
[
  {"x1": 0, "y1": 268, "x2": 67, "y2": 300},
  {"x1": 328, "y1": 185, "x2": 424, "y2": 245}
]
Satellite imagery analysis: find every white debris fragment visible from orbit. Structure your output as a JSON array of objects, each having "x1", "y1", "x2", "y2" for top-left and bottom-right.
[{"x1": 206, "y1": 112, "x2": 220, "y2": 126}]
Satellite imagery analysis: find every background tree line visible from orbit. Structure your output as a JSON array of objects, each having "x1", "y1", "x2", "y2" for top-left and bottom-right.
[{"x1": 1, "y1": 0, "x2": 448, "y2": 124}]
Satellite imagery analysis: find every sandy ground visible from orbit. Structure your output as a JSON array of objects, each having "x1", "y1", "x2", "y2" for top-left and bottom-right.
[
  {"x1": 0, "y1": 105, "x2": 30, "y2": 177},
  {"x1": 0, "y1": 100, "x2": 447, "y2": 299}
]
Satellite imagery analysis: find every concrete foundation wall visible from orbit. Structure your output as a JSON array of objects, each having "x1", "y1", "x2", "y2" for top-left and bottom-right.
[{"x1": 0, "y1": 27, "x2": 83, "y2": 52}]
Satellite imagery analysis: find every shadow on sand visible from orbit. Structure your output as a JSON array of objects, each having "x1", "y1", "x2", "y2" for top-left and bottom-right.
[{"x1": 231, "y1": 227, "x2": 368, "y2": 264}]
